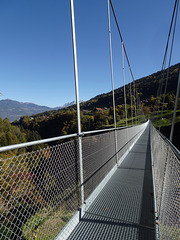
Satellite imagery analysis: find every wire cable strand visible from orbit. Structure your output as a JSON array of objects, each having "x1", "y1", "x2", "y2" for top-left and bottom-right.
[
  {"x1": 109, "y1": 0, "x2": 140, "y2": 124},
  {"x1": 159, "y1": 0, "x2": 179, "y2": 131},
  {"x1": 152, "y1": 0, "x2": 178, "y2": 125}
]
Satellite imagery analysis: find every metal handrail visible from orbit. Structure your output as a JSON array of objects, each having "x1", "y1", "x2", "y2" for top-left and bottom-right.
[
  {"x1": 0, "y1": 133, "x2": 79, "y2": 153},
  {"x1": 0, "y1": 126, "x2": 123, "y2": 153},
  {"x1": 0, "y1": 123, "x2": 147, "y2": 153}
]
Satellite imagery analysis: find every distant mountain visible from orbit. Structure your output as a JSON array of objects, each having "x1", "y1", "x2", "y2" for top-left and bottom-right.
[
  {"x1": 60, "y1": 101, "x2": 76, "y2": 108},
  {"x1": 58, "y1": 100, "x2": 85, "y2": 109},
  {"x1": 0, "y1": 99, "x2": 52, "y2": 122},
  {"x1": 0, "y1": 99, "x2": 84, "y2": 122}
]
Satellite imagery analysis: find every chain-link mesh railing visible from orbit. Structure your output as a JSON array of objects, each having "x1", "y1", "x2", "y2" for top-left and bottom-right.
[
  {"x1": 150, "y1": 123, "x2": 180, "y2": 240},
  {"x1": 82, "y1": 124, "x2": 147, "y2": 201},
  {"x1": 116, "y1": 124, "x2": 145, "y2": 159},
  {"x1": 82, "y1": 131, "x2": 116, "y2": 199},
  {"x1": 0, "y1": 123, "x2": 147, "y2": 240},
  {"x1": 0, "y1": 140, "x2": 81, "y2": 240}
]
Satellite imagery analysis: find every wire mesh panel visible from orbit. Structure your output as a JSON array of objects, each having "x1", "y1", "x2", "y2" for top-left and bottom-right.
[
  {"x1": 116, "y1": 128, "x2": 128, "y2": 158},
  {"x1": 151, "y1": 127, "x2": 168, "y2": 213},
  {"x1": 0, "y1": 140, "x2": 80, "y2": 240},
  {"x1": 151, "y1": 124, "x2": 180, "y2": 239},
  {"x1": 116, "y1": 124, "x2": 146, "y2": 159},
  {"x1": 82, "y1": 123, "x2": 147, "y2": 200},
  {"x1": 82, "y1": 131, "x2": 116, "y2": 199}
]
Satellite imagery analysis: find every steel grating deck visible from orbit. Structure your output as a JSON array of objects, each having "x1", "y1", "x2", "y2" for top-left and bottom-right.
[{"x1": 68, "y1": 126, "x2": 155, "y2": 240}]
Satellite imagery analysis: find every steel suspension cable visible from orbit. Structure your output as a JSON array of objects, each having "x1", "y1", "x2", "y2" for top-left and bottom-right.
[
  {"x1": 153, "y1": 0, "x2": 178, "y2": 124},
  {"x1": 107, "y1": 0, "x2": 118, "y2": 164},
  {"x1": 129, "y1": 67, "x2": 133, "y2": 125},
  {"x1": 133, "y1": 78, "x2": 137, "y2": 125},
  {"x1": 107, "y1": 0, "x2": 117, "y2": 129},
  {"x1": 109, "y1": 0, "x2": 134, "y2": 82},
  {"x1": 70, "y1": 0, "x2": 84, "y2": 205},
  {"x1": 162, "y1": 0, "x2": 178, "y2": 70},
  {"x1": 122, "y1": 42, "x2": 130, "y2": 149},
  {"x1": 151, "y1": 0, "x2": 178, "y2": 125},
  {"x1": 156, "y1": 0, "x2": 178, "y2": 112},
  {"x1": 170, "y1": 71, "x2": 180, "y2": 142},
  {"x1": 159, "y1": 0, "x2": 179, "y2": 131},
  {"x1": 122, "y1": 42, "x2": 128, "y2": 127},
  {"x1": 109, "y1": 0, "x2": 139, "y2": 124}
]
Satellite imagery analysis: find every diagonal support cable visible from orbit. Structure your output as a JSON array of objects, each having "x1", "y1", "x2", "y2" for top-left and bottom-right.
[
  {"x1": 159, "y1": 0, "x2": 179, "y2": 131},
  {"x1": 109, "y1": 0, "x2": 143, "y2": 124}
]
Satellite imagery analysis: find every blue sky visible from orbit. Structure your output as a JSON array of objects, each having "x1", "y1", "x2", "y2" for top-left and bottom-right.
[{"x1": 0, "y1": 0, "x2": 179, "y2": 107}]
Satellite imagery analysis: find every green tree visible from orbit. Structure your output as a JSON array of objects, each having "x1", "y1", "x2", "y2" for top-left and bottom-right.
[{"x1": 19, "y1": 115, "x2": 30, "y2": 128}]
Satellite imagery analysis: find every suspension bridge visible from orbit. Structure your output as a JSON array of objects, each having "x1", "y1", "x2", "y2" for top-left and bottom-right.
[{"x1": 0, "y1": 0, "x2": 180, "y2": 240}]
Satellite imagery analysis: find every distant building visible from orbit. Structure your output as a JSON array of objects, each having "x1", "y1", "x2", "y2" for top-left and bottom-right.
[{"x1": 94, "y1": 108, "x2": 103, "y2": 112}]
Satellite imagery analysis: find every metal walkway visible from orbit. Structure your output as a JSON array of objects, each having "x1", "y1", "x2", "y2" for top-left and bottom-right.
[{"x1": 68, "y1": 126, "x2": 155, "y2": 240}]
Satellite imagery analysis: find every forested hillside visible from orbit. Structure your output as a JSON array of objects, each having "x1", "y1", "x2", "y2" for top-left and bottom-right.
[
  {"x1": 80, "y1": 62, "x2": 179, "y2": 110},
  {"x1": 11, "y1": 63, "x2": 179, "y2": 139},
  {"x1": 31, "y1": 63, "x2": 179, "y2": 117},
  {"x1": 0, "y1": 117, "x2": 42, "y2": 157},
  {"x1": 0, "y1": 63, "x2": 179, "y2": 148}
]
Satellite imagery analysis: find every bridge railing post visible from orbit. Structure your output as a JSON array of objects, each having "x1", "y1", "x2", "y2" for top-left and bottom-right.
[
  {"x1": 70, "y1": 0, "x2": 84, "y2": 207},
  {"x1": 107, "y1": 0, "x2": 118, "y2": 165}
]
